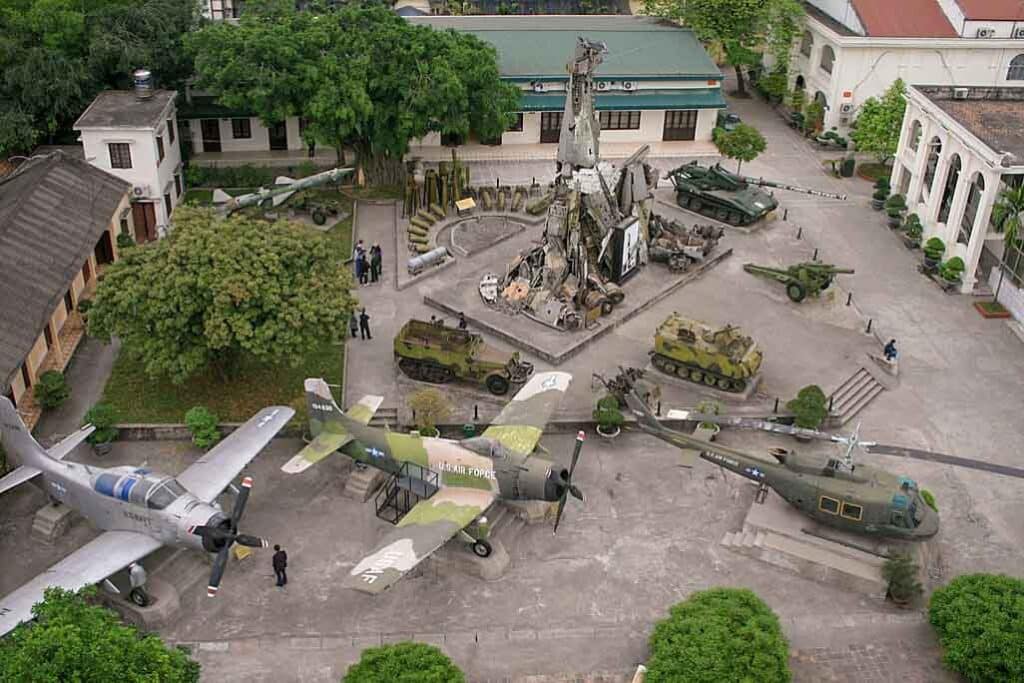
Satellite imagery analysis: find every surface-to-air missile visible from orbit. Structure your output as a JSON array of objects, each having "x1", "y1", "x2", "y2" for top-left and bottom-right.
[
  {"x1": 743, "y1": 261, "x2": 854, "y2": 302},
  {"x1": 213, "y1": 167, "x2": 353, "y2": 218},
  {"x1": 668, "y1": 162, "x2": 847, "y2": 226}
]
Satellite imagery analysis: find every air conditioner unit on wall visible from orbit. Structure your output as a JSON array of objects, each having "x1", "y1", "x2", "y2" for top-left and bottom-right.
[
  {"x1": 621, "y1": 81, "x2": 636, "y2": 91},
  {"x1": 953, "y1": 87, "x2": 970, "y2": 100},
  {"x1": 596, "y1": 81, "x2": 610, "y2": 91},
  {"x1": 1014, "y1": 27, "x2": 1024, "y2": 38},
  {"x1": 976, "y1": 27, "x2": 996, "y2": 38},
  {"x1": 839, "y1": 103, "x2": 855, "y2": 114},
  {"x1": 531, "y1": 81, "x2": 545, "y2": 93},
  {"x1": 132, "y1": 184, "x2": 150, "y2": 197}
]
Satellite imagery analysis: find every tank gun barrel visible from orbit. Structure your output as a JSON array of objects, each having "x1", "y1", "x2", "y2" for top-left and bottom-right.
[{"x1": 738, "y1": 175, "x2": 847, "y2": 200}]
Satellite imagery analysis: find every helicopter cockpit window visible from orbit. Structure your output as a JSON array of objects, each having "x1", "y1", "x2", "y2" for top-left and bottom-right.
[
  {"x1": 818, "y1": 495, "x2": 840, "y2": 514},
  {"x1": 146, "y1": 478, "x2": 187, "y2": 510},
  {"x1": 890, "y1": 510, "x2": 907, "y2": 527},
  {"x1": 840, "y1": 502, "x2": 863, "y2": 521}
]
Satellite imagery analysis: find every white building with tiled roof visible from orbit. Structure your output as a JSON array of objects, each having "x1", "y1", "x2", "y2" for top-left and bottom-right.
[{"x1": 789, "y1": 0, "x2": 1024, "y2": 129}]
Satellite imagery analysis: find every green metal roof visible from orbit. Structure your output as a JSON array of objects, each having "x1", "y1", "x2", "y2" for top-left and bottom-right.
[
  {"x1": 519, "y1": 88, "x2": 725, "y2": 112},
  {"x1": 408, "y1": 16, "x2": 721, "y2": 80}
]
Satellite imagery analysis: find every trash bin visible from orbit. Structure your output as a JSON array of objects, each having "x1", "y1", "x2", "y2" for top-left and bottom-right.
[{"x1": 462, "y1": 423, "x2": 476, "y2": 438}]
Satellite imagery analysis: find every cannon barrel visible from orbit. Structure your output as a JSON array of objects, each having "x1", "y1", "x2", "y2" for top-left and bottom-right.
[
  {"x1": 737, "y1": 175, "x2": 847, "y2": 200},
  {"x1": 798, "y1": 263, "x2": 855, "y2": 274}
]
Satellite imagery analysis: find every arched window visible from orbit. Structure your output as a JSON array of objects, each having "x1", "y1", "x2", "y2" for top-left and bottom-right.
[
  {"x1": 937, "y1": 154, "x2": 961, "y2": 224},
  {"x1": 959, "y1": 173, "x2": 984, "y2": 245},
  {"x1": 908, "y1": 120, "x2": 922, "y2": 151},
  {"x1": 1008, "y1": 54, "x2": 1024, "y2": 81},
  {"x1": 814, "y1": 91, "x2": 828, "y2": 109},
  {"x1": 800, "y1": 31, "x2": 813, "y2": 58},
  {"x1": 923, "y1": 137, "x2": 942, "y2": 197},
  {"x1": 820, "y1": 46, "x2": 835, "y2": 74},
  {"x1": 794, "y1": 75, "x2": 806, "y2": 91}
]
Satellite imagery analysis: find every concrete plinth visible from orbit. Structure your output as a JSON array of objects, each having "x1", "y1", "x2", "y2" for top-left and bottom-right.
[
  {"x1": 432, "y1": 538, "x2": 510, "y2": 581},
  {"x1": 101, "y1": 577, "x2": 180, "y2": 631},
  {"x1": 32, "y1": 503, "x2": 77, "y2": 544},
  {"x1": 643, "y1": 363, "x2": 762, "y2": 402}
]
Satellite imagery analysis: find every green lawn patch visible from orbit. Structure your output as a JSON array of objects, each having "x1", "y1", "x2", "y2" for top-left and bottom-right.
[
  {"x1": 101, "y1": 340, "x2": 343, "y2": 424},
  {"x1": 856, "y1": 162, "x2": 892, "y2": 182}
]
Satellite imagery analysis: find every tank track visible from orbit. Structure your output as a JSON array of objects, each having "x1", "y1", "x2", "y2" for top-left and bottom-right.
[
  {"x1": 675, "y1": 192, "x2": 757, "y2": 227},
  {"x1": 398, "y1": 358, "x2": 457, "y2": 385},
  {"x1": 651, "y1": 353, "x2": 748, "y2": 393}
]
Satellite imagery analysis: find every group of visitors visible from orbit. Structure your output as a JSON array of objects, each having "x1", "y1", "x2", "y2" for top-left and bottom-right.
[{"x1": 354, "y1": 240, "x2": 383, "y2": 286}]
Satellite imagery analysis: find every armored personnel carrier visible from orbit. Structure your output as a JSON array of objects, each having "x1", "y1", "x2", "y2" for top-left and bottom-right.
[
  {"x1": 650, "y1": 314, "x2": 762, "y2": 392},
  {"x1": 394, "y1": 319, "x2": 533, "y2": 395},
  {"x1": 668, "y1": 162, "x2": 847, "y2": 226}
]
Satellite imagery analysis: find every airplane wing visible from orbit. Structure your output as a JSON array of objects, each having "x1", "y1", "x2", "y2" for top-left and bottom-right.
[
  {"x1": 345, "y1": 486, "x2": 496, "y2": 594},
  {"x1": 177, "y1": 406, "x2": 294, "y2": 502},
  {"x1": 482, "y1": 371, "x2": 572, "y2": 454},
  {"x1": 281, "y1": 392, "x2": 383, "y2": 474},
  {"x1": 0, "y1": 530, "x2": 162, "y2": 636}
]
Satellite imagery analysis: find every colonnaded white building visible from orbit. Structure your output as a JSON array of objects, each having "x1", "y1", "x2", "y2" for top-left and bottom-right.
[
  {"x1": 789, "y1": 0, "x2": 1024, "y2": 130},
  {"x1": 890, "y1": 85, "x2": 1024, "y2": 313}
]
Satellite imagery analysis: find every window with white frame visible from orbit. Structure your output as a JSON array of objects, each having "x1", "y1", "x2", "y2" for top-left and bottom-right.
[
  {"x1": 820, "y1": 46, "x2": 835, "y2": 75},
  {"x1": 800, "y1": 31, "x2": 813, "y2": 58}
]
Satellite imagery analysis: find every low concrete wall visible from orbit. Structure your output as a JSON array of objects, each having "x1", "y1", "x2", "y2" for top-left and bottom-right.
[{"x1": 115, "y1": 423, "x2": 305, "y2": 441}]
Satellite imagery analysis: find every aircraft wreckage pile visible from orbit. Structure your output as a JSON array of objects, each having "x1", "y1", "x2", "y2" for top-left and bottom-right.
[{"x1": 479, "y1": 38, "x2": 723, "y2": 331}]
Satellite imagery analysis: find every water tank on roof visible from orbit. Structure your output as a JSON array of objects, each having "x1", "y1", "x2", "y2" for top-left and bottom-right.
[{"x1": 133, "y1": 69, "x2": 153, "y2": 100}]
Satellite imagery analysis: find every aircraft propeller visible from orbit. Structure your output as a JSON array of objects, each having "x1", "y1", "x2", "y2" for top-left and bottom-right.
[
  {"x1": 553, "y1": 431, "x2": 586, "y2": 534},
  {"x1": 189, "y1": 476, "x2": 267, "y2": 597}
]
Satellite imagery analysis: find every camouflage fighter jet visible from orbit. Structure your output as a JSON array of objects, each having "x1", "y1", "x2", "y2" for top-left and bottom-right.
[{"x1": 282, "y1": 373, "x2": 583, "y2": 594}]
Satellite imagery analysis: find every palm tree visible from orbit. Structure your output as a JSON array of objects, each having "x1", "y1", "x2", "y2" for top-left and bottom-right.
[{"x1": 991, "y1": 181, "x2": 1024, "y2": 304}]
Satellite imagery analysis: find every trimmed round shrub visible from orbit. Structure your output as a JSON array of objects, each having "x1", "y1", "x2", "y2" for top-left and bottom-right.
[
  {"x1": 116, "y1": 233, "x2": 135, "y2": 250},
  {"x1": 343, "y1": 642, "x2": 465, "y2": 683},
  {"x1": 34, "y1": 370, "x2": 70, "y2": 410},
  {"x1": 929, "y1": 573, "x2": 1024, "y2": 682},
  {"x1": 593, "y1": 394, "x2": 624, "y2": 430},
  {"x1": 786, "y1": 384, "x2": 828, "y2": 430},
  {"x1": 184, "y1": 406, "x2": 221, "y2": 450},
  {"x1": 83, "y1": 402, "x2": 119, "y2": 445},
  {"x1": 646, "y1": 588, "x2": 791, "y2": 683}
]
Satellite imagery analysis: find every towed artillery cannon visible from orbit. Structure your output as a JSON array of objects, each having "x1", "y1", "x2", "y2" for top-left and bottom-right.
[
  {"x1": 394, "y1": 319, "x2": 533, "y2": 396},
  {"x1": 743, "y1": 261, "x2": 854, "y2": 302},
  {"x1": 668, "y1": 162, "x2": 847, "y2": 226}
]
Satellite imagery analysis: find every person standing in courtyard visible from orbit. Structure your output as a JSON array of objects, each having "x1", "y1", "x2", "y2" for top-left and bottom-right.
[
  {"x1": 354, "y1": 241, "x2": 365, "y2": 285},
  {"x1": 349, "y1": 311, "x2": 358, "y2": 338},
  {"x1": 359, "y1": 308, "x2": 372, "y2": 340},
  {"x1": 884, "y1": 339, "x2": 898, "y2": 362},
  {"x1": 359, "y1": 250, "x2": 370, "y2": 286},
  {"x1": 458, "y1": 312, "x2": 467, "y2": 330},
  {"x1": 370, "y1": 244, "x2": 382, "y2": 283},
  {"x1": 272, "y1": 545, "x2": 288, "y2": 587}
]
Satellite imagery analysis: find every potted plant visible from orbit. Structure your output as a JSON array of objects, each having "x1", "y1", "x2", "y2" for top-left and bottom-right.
[
  {"x1": 939, "y1": 256, "x2": 965, "y2": 286},
  {"x1": 884, "y1": 194, "x2": 906, "y2": 228},
  {"x1": 786, "y1": 385, "x2": 828, "y2": 435},
  {"x1": 407, "y1": 388, "x2": 451, "y2": 438},
  {"x1": 593, "y1": 394, "x2": 624, "y2": 438},
  {"x1": 882, "y1": 554, "x2": 922, "y2": 606},
  {"x1": 871, "y1": 178, "x2": 890, "y2": 210},
  {"x1": 83, "y1": 402, "x2": 119, "y2": 456},
  {"x1": 695, "y1": 399, "x2": 721, "y2": 441},
  {"x1": 902, "y1": 214, "x2": 922, "y2": 249},
  {"x1": 922, "y1": 237, "x2": 945, "y2": 273}
]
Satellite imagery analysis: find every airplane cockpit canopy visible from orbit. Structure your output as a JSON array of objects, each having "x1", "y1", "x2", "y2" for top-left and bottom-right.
[
  {"x1": 459, "y1": 437, "x2": 510, "y2": 461},
  {"x1": 93, "y1": 469, "x2": 188, "y2": 509}
]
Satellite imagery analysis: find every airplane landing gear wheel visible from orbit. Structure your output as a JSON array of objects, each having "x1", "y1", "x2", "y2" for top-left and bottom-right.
[
  {"x1": 129, "y1": 587, "x2": 150, "y2": 607},
  {"x1": 472, "y1": 539, "x2": 492, "y2": 558}
]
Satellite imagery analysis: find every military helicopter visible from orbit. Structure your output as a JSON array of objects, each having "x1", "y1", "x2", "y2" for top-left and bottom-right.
[{"x1": 599, "y1": 370, "x2": 1024, "y2": 542}]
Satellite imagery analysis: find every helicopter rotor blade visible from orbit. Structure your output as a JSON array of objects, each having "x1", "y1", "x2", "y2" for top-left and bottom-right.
[{"x1": 866, "y1": 444, "x2": 1024, "y2": 479}]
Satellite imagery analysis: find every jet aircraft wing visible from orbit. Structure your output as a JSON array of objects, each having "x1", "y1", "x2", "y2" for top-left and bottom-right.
[
  {"x1": 481, "y1": 371, "x2": 571, "y2": 455},
  {"x1": 345, "y1": 486, "x2": 496, "y2": 594},
  {"x1": 0, "y1": 530, "x2": 162, "y2": 636},
  {"x1": 177, "y1": 406, "x2": 294, "y2": 502}
]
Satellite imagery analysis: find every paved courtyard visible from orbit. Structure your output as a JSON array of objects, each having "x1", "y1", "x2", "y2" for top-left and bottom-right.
[{"x1": 2, "y1": 91, "x2": 1023, "y2": 682}]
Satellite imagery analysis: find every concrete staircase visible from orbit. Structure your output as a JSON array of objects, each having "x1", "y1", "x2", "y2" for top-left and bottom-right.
[
  {"x1": 343, "y1": 463, "x2": 387, "y2": 502},
  {"x1": 828, "y1": 366, "x2": 886, "y2": 424},
  {"x1": 369, "y1": 405, "x2": 398, "y2": 429}
]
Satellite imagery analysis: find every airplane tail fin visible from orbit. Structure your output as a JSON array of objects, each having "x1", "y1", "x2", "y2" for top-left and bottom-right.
[
  {"x1": 304, "y1": 378, "x2": 382, "y2": 436},
  {"x1": 0, "y1": 397, "x2": 52, "y2": 493}
]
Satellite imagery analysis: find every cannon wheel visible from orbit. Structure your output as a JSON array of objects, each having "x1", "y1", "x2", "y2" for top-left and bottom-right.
[
  {"x1": 786, "y1": 281, "x2": 807, "y2": 302},
  {"x1": 485, "y1": 375, "x2": 510, "y2": 396}
]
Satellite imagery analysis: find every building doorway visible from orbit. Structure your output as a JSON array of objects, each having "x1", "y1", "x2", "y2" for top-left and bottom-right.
[
  {"x1": 540, "y1": 112, "x2": 562, "y2": 144},
  {"x1": 200, "y1": 120, "x2": 221, "y2": 153},
  {"x1": 663, "y1": 110, "x2": 698, "y2": 141},
  {"x1": 269, "y1": 121, "x2": 288, "y2": 150},
  {"x1": 94, "y1": 231, "x2": 114, "y2": 265},
  {"x1": 132, "y1": 202, "x2": 158, "y2": 243}
]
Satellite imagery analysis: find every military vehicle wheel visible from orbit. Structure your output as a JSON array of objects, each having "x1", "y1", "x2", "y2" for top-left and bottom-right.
[
  {"x1": 689, "y1": 369, "x2": 703, "y2": 382},
  {"x1": 717, "y1": 377, "x2": 731, "y2": 390},
  {"x1": 486, "y1": 375, "x2": 510, "y2": 396},
  {"x1": 312, "y1": 209, "x2": 327, "y2": 225},
  {"x1": 691, "y1": 199, "x2": 703, "y2": 212},
  {"x1": 129, "y1": 587, "x2": 150, "y2": 607},
  {"x1": 786, "y1": 281, "x2": 807, "y2": 302},
  {"x1": 732, "y1": 378, "x2": 747, "y2": 392},
  {"x1": 714, "y1": 208, "x2": 729, "y2": 222},
  {"x1": 727, "y1": 212, "x2": 742, "y2": 225},
  {"x1": 472, "y1": 539, "x2": 493, "y2": 558},
  {"x1": 600, "y1": 300, "x2": 614, "y2": 315},
  {"x1": 703, "y1": 373, "x2": 717, "y2": 387},
  {"x1": 660, "y1": 361, "x2": 676, "y2": 375}
]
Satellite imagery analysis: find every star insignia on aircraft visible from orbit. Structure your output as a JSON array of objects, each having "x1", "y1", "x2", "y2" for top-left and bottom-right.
[{"x1": 745, "y1": 467, "x2": 764, "y2": 479}]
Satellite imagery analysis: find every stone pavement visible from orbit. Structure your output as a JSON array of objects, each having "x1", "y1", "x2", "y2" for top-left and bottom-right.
[{"x1": 34, "y1": 337, "x2": 120, "y2": 442}]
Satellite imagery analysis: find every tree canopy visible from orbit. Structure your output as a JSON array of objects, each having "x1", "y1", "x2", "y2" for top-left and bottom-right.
[
  {"x1": 929, "y1": 573, "x2": 1024, "y2": 682},
  {"x1": 641, "y1": 0, "x2": 803, "y2": 97},
  {"x1": 0, "y1": 587, "x2": 199, "y2": 683},
  {"x1": 714, "y1": 123, "x2": 766, "y2": 174},
  {"x1": 850, "y1": 79, "x2": 907, "y2": 164},
  {"x1": 0, "y1": 0, "x2": 198, "y2": 157},
  {"x1": 187, "y1": 1, "x2": 520, "y2": 182},
  {"x1": 343, "y1": 642, "x2": 465, "y2": 683},
  {"x1": 88, "y1": 206, "x2": 355, "y2": 383},
  {"x1": 646, "y1": 587, "x2": 791, "y2": 683}
]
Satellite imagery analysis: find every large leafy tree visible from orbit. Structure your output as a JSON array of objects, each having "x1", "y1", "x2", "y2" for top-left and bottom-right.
[
  {"x1": 642, "y1": 0, "x2": 803, "y2": 97},
  {"x1": 88, "y1": 207, "x2": 355, "y2": 383},
  {"x1": 850, "y1": 79, "x2": 907, "y2": 164},
  {"x1": 343, "y1": 642, "x2": 465, "y2": 683},
  {"x1": 0, "y1": 587, "x2": 200, "y2": 682},
  {"x1": 714, "y1": 122, "x2": 766, "y2": 173},
  {"x1": 187, "y1": 1, "x2": 519, "y2": 183},
  {"x1": 646, "y1": 588, "x2": 791, "y2": 682}
]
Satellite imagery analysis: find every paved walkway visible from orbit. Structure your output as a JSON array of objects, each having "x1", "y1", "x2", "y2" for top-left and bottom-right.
[{"x1": 34, "y1": 337, "x2": 120, "y2": 442}]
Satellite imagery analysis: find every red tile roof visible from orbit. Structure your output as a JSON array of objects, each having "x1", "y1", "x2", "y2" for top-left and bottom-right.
[
  {"x1": 954, "y1": 0, "x2": 1024, "y2": 20},
  {"x1": 851, "y1": 0, "x2": 958, "y2": 37}
]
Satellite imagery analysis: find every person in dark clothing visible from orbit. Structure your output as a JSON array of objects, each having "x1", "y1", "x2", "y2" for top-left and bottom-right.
[
  {"x1": 883, "y1": 339, "x2": 898, "y2": 362},
  {"x1": 272, "y1": 545, "x2": 288, "y2": 587},
  {"x1": 370, "y1": 244, "x2": 382, "y2": 283},
  {"x1": 349, "y1": 312, "x2": 358, "y2": 338},
  {"x1": 359, "y1": 252, "x2": 370, "y2": 285},
  {"x1": 354, "y1": 250, "x2": 364, "y2": 284},
  {"x1": 359, "y1": 308, "x2": 372, "y2": 340},
  {"x1": 458, "y1": 312, "x2": 467, "y2": 330}
]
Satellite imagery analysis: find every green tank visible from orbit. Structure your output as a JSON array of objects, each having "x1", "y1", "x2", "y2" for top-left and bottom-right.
[
  {"x1": 668, "y1": 162, "x2": 847, "y2": 226},
  {"x1": 650, "y1": 314, "x2": 763, "y2": 392},
  {"x1": 394, "y1": 319, "x2": 534, "y2": 396}
]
